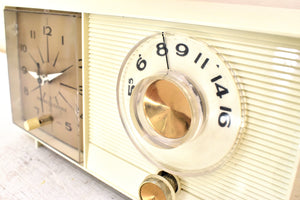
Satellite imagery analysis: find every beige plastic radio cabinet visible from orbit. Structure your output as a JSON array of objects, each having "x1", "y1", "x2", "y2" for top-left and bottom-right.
[{"x1": 3, "y1": 1, "x2": 300, "y2": 199}]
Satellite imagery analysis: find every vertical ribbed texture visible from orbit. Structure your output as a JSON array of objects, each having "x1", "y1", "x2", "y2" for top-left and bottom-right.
[{"x1": 87, "y1": 14, "x2": 300, "y2": 199}]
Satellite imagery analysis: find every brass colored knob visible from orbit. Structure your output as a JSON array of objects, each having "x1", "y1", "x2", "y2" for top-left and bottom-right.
[
  {"x1": 140, "y1": 182, "x2": 167, "y2": 200},
  {"x1": 139, "y1": 171, "x2": 180, "y2": 200},
  {"x1": 24, "y1": 115, "x2": 53, "y2": 131},
  {"x1": 143, "y1": 79, "x2": 192, "y2": 139}
]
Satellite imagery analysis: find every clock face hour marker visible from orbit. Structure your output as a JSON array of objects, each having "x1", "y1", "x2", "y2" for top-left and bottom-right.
[
  {"x1": 60, "y1": 82, "x2": 77, "y2": 91},
  {"x1": 38, "y1": 47, "x2": 45, "y2": 63},
  {"x1": 29, "y1": 53, "x2": 38, "y2": 64},
  {"x1": 49, "y1": 96, "x2": 52, "y2": 112},
  {"x1": 55, "y1": 96, "x2": 59, "y2": 105},
  {"x1": 53, "y1": 51, "x2": 59, "y2": 67},
  {"x1": 58, "y1": 91, "x2": 73, "y2": 109},
  {"x1": 31, "y1": 85, "x2": 40, "y2": 92},
  {"x1": 61, "y1": 65, "x2": 73, "y2": 73}
]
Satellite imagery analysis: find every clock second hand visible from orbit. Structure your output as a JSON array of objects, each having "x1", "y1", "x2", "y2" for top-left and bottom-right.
[{"x1": 36, "y1": 62, "x2": 44, "y2": 113}]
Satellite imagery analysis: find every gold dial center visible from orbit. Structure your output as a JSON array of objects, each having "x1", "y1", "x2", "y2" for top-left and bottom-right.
[
  {"x1": 143, "y1": 79, "x2": 192, "y2": 139},
  {"x1": 140, "y1": 182, "x2": 167, "y2": 200}
]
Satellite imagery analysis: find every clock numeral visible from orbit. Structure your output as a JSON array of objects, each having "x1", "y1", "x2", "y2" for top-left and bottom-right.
[
  {"x1": 24, "y1": 87, "x2": 29, "y2": 96},
  {"x1": 65, "y1": 122, "x2": 72, "y2": 131},
  {"x1": 21, "y1": 66, "x2": 28, "y2": 74},
  {"x1": 30, "y1": 30, "x2": 36, "y2": 39},
  {"x1": 43, "y1": 25, "x2": 52, "y2": 36},
  {"x1": 20, "y1": 44, "x2": 27, "y2": 52},
  {"x1": 61, "y1": 35, "x2": 64, "y2": 45}
]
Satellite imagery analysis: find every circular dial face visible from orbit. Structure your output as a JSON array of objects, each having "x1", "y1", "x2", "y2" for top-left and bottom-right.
[
  {"x1": 17, "y1": 10, "x2": 82, "y2": 151},
  {"x1": 117, "y1": 33, "x2": 244, "y2": 175}
]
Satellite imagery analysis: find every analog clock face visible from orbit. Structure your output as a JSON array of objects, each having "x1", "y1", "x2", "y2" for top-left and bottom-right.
[{"x1": 16, "y1": 10, "x2": 82, "y2": 153}]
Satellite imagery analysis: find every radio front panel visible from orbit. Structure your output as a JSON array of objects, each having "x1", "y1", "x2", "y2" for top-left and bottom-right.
[{"x1": 3, "y1": 4, "x2": 300, "y2": 200}]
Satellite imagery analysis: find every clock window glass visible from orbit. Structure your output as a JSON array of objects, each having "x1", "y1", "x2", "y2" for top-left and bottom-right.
[{"x1": 5, "y1": 8, "x2": 83, "y2": 162}]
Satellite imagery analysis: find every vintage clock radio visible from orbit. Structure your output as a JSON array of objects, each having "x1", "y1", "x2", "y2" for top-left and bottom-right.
[{"x1": 3, "y1": 0, "x2": 300, "y2": 199}]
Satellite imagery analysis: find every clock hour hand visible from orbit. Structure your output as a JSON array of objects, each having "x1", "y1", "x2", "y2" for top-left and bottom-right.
[
  {"x1": 28, "y1": 71, "x2": 40, "y2": 80},
  {"x1": 28, "y1": 71, "x2": 63, "y2": 85}
]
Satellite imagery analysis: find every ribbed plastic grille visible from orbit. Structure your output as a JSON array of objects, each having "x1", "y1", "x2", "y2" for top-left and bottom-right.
[{"x1": 87, "y1": 14, "x2": 300, "y2": 199}]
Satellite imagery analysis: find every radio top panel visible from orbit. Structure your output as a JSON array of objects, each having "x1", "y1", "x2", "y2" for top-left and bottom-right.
[{"x1": 2, "y1": 0, "x2": 300, "y2": 38}]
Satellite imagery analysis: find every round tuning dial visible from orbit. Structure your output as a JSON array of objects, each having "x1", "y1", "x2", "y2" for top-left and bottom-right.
[
  {"x1": 130, "y1": 72, "x2": 203, "y2": 149},
  {"x1": 117, "y1": 32, "x2": 244, "y2": 175}
]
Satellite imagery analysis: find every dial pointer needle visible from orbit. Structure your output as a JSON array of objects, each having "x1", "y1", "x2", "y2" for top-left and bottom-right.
[
  {"x1": 162, "y1": 32, "x2": 170, "y2": 70},
  {"x1": 61, "y1": 65, "x2": 73, "y2": 73}
]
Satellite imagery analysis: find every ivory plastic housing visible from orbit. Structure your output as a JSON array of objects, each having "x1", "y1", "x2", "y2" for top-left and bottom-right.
[{"x1": 3, "y1": 1, "x2": 300, "y2": 199}]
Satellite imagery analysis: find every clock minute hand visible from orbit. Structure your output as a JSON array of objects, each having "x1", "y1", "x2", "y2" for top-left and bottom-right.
[
  {"x1": 60, "y1": 65, "x2": 73, "y2": 73},
  {"x1": 28, "y1": 71, "x2": 40, "y2": 80},
  {"x1": 46, "y1": 72, "x2": 63, "y2": 82}
]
